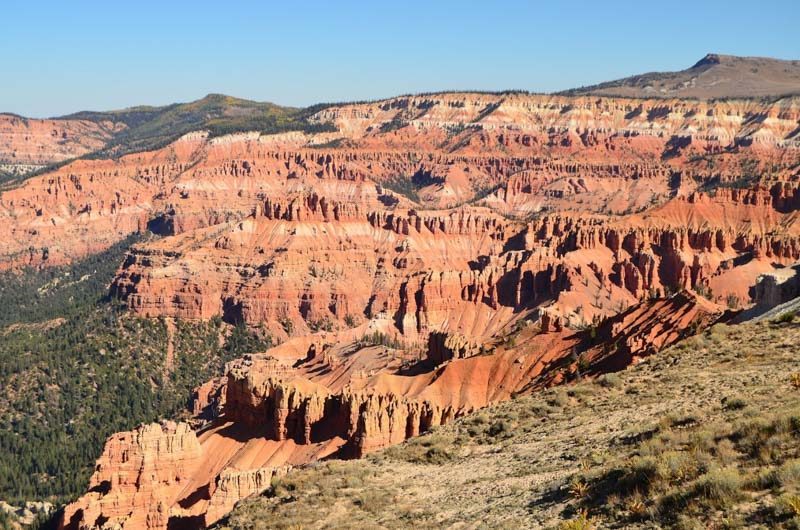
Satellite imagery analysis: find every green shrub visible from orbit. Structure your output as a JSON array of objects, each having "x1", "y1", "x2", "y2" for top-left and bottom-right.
[
  {"x1": 487, "y1": 420, "x2": 512, "y2": 438},
  {"x1": 658, "y1": 451, "x2": 699, "y2": 483},
  {"x1": 356, "y1": 331, "x2": 403, "y2": 349},
  {"x1": 597, "y1": 373, "x2": 623, "y2": 389},
  {"x1": 422, "y1": 446, "x2": 454, "y2": 465},
  {"x1": 777, "y1": 459, "x2": 800, "y2": 488},
  {"x1": 693, "y1": 467, "x2": 744, "y2": 507},
  {"x1": 558, "y1": 511, "x2": 596, "y2": 530},
  {"x1": 383, "y1": 433, "x2": 455, "y2": 464},
  {"x1": 723, "y1": 396, "x2": 747, "y2": 411},
  {"x1": 618, "y1": 457, "x2": 660, "y2": 495},
  {"x1": 547, "y1": 390, "x2": 571, "y2": 408},
  {"x1": 775, "y1": 493, "x2": 800, "y2": 517},
  {"x1": 279, "y1": 317, "x2": 294, "y2": 335}
]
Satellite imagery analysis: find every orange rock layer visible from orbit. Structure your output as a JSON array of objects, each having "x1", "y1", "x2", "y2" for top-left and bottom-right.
[
  {"x1": 1, "y1": 93, "x2": 798, "y2": 268},
  {"x1": 3, "y1": 92, "x2": 796, "y2": 529},
  {"x1": 0, "y1": 114, "x2": 123, "y2": 175},
  {"x1": 61, "y1": 291, "x2": 722, "y2": 530}
]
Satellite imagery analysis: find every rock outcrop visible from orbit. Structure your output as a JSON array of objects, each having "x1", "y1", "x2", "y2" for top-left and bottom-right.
[
  {"x1": 60, "y1": 420, "x2": 293, "y2": 530},
  {"x1": 1, "y1": 93, "x2": 798, "y2": 268}
]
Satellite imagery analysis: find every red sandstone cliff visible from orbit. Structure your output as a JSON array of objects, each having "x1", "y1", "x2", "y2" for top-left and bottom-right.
[
  {"x1": 1, "y1": 94, "x2": 798, "y2": 268},
  {"x1": 60, "y1": 291, "x2": 722, "y2": 530},
  {"x1": 1, "y1": 91, "x2": 797, "y2": 529},
  {"x1": 0, "y1": 114, "x2": 123, "y2": 177}
]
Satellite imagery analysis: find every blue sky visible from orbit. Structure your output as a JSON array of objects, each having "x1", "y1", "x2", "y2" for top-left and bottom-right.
[{"x1": 2, "y1": 0, "x2": 799, "y2": 117}]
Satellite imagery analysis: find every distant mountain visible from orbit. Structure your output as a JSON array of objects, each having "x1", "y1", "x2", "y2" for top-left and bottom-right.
[{"x1": 563, "y1": 54, "x2": 800, "y2": 99}]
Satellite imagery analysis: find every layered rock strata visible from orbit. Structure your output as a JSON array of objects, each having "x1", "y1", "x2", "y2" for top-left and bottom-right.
[
  {"x1": 8, "y1": 91, "x2": 796, "y2": 529},
  {"x1": 0, "y1": 114, "x2": 123, "y2": 176},
  {"x1": 1, "y1": 93, "x2": 798, "y2": 268}
]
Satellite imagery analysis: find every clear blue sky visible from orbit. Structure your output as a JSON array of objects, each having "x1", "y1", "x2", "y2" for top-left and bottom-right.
[{"x1": 2, "y1": 0, "x2": 799, "y2": 117}]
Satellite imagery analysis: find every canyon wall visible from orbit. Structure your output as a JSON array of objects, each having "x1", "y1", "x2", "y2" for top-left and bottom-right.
[
  {"x1": 1, "y1": 93, "x2": 798, "y2": 268},
  {"x1": 1, "y1": 92, "x2": 797, "y2": 528},
  {"x1": 61, "y1": 290, "x2": 722, "y2": 530},
  {"x1": 0, "y1": 114, "x2": 123, "y2": 177}
]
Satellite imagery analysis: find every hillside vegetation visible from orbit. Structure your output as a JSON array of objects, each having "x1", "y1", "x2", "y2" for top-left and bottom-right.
[
  {"x1": 63, "y1": 94, "x2": 335, "y2": 159},
  {"x1": 217, "y1": 318, "x2": 800, "y2": 529},
  {"x1": 0, "y1": 236, "x2": 272, "y2": 505}
]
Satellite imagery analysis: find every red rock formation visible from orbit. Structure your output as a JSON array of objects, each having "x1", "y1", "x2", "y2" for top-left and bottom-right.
[
  {"x1": 106, "y1": 182, "x2": 800, "y2": 343},
  {"x1": 61, "y1": 290, "x2": 723, "y2": 530},
  {"x1": 426, "y1": 331, "x2": 482, "y2": 364},
  {"x1": 3, "y1": 91, "x2": 796, "y2": 528},
  {"x1": 60, "y1": 421, "x2": 204, "y2": 530},
  {"x1": 0, "y1": 114, "x2": 124, "y2": 176},
  {"x1": 1, "y1": 93, "x2": 798, "y2": 268}
]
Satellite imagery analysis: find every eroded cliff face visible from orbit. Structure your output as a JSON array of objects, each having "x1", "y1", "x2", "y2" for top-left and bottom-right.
[
  {"x1": 5, "y1": 92, "x2": 797, "y2": 528},
  {"x1": 106, "y1": 184, "x2": 800, "y2": 343},
  {"x1": 59, "y1": 420, "x2": 294, "y2": 530},
  {"x1": 60, "y1": 290, "x2": 723, "y2": 530},
  {"x1": 0, "y1": 114, "x2": 123, "y2": 177},
  {"x1": 1, "y1": 93, "x2": 798, "y2": 268}
]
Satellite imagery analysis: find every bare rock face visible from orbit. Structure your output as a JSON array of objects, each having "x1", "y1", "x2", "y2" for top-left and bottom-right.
[
  {"x1": 6, "y1": 91, "x2": 798, "y2": 528},
  {"x1": 191, "y1": 377, "x2": 227, "y2": 419},
  {"x1": 203, "y1": 466, "x2": 290, "y2": 526},
  {"x1": 0, "y1": 114, "x2": 124, "y2": 176},
  {"x1": 1, "y1": 93, "x2": 798, "y2": 269},
  {"x1": 59, "y1": 417, "x2": 295, "y2": 530},
  {"x1": 60, "y1": 421, "x2": 203, "y2": 530},
  {"x1": 751, "y1": 268, "x2": 800, "y2": 309},
  {"x1": 61, "y1": 289, "x2": 724, "y2": 530},
  {"x1": 427, "y1": 331, "x2": 482, "y2": 363},
  {"x1": 107, "y1": 185, "x2": 800, "y2": 343}
]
